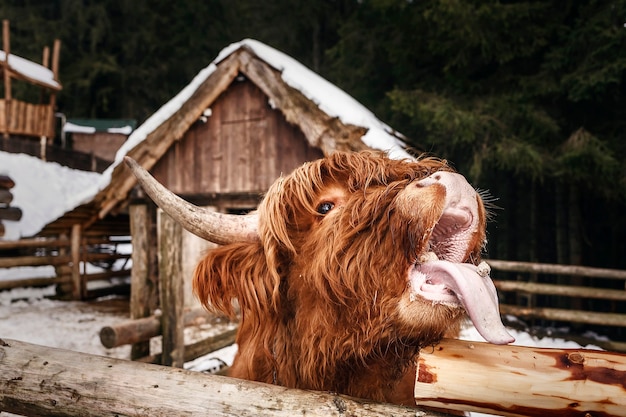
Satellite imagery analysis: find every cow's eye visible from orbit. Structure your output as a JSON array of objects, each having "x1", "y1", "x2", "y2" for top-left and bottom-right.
[{"x1": 317, "y1": 202, "x2": 334, "y2": 215}]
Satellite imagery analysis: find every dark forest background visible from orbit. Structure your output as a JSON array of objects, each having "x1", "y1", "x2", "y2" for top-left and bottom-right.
[{"x1": 2, "y1": 0, "x2": 625, "y2": 269}]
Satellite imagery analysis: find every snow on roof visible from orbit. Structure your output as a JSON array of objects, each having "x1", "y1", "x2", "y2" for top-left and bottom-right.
[
  {"x1": 0, "y1": 151, "x2": 101, "y2": 240},
  {"x1": 0, "y1": 50, "x2": 61, "y2": 91}
]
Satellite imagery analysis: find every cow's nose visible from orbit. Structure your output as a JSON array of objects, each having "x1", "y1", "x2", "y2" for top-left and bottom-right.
[{"x1": 416, "y1": 172, "x2": 445, "y2": 188}]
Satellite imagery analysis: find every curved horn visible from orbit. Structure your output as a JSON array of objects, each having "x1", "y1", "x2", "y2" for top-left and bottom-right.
[{"x1": 124, "y1": 157, "x2": 258, "y2": 245}]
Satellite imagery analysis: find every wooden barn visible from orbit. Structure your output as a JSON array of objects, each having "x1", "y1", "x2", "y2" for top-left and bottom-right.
[{"x1": 2, "y1": 39, "x2": 410, "y2": 305}]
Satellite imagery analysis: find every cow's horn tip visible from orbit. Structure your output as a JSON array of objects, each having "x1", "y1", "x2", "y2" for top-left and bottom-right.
[{"x1": 123, "y1": 156, "x2": 137, "y2": 168}]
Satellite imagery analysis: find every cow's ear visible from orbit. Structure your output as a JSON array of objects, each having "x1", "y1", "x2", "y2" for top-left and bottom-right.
[{"x1": 193, "y1": 242, "x2": 278, "y2": 318}]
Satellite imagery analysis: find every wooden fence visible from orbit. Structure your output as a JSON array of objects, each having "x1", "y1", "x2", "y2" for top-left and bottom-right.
[
  {"x1": 2, "y1": 337, "x2": 625, "y2": 417},
  {"x1": 0, "y1": 234, "x2": 131, "y2": 299},
  {"x1": 490, "y1": 259, "x2": 626, "y2": 351}
]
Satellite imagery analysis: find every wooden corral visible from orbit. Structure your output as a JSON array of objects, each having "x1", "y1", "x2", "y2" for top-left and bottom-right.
[
  {"x1": 490, "y1": 259, "x2": 626, "y2": 351},
  {"x1": 0, "y1": 20, "x2": 61, "y2": 141}
]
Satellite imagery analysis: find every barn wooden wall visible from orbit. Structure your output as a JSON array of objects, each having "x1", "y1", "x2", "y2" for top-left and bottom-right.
[{"x1": 151, "y1": 77, "x2": 323, "y2": 202}]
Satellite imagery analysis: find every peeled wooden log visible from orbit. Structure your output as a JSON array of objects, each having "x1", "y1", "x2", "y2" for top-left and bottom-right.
[
  {"x1": 0, "y1": 338, "x2": 450, "y2": 417},
  {"x1": 100, "y1": 308, "x2": 227, "y2": 348},
  {"x1": 415, "y1": 339, "x2": 626, "y2": 417}
]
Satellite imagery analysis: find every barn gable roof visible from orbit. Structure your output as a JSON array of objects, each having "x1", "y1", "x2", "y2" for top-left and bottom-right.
[{"x1": 38, "y1": 39, "x2": 413, "y2": 237}]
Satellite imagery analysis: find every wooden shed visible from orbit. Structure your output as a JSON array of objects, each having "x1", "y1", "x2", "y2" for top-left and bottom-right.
[{"x1": 27, "y1": 39, "x2": 410, "y2": 303}]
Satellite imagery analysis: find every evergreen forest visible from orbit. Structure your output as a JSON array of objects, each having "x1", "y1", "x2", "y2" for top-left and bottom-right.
[{"x1": 2, "y1": 0, "x2": 625, "y2": 270}]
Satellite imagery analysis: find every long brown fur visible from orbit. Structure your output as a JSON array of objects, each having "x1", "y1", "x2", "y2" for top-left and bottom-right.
[{"x1": 193, "y1": 151, "x2": 485, "y2": 405}]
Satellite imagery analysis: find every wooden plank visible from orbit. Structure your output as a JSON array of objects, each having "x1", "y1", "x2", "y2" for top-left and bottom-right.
[
  {"x1": 495, "y1": 280, "x2": 626, "y2": 301},
  {"x1": 488, "y1": 259, "x2": 626, "y2": 280},
  {"x1": 99, "y1": 308, "x2": 217, "y2": 349},
  {"x1": 158, "y1": 210, "x2": 185, "y2": 367},
  {"x1": 0, "y1": 276, "x2": 67, "y2": 291},
  {"x1": 0, "y1": 338, "x2": 446, "y2": 417},
  {"x1": 499, "y1": 304, "x2": 626, "y2": 327},
  {"x1": 0, "y1": 254, "x2": 71, "y2": 268},
  {"x1": 415, "y1": 339, "x2": 626, "y2": 417}
]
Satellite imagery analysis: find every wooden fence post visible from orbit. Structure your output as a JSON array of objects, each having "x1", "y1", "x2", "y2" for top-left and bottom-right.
[
  {"x1": 70, "y1": 223, "x2": 83, "y2": 300},
  {"x1": 158, "y1": 209, "x2": 185, "y2": 368},
  {"x1": 129, "y1": 203, "x2": 155, "y2": 360}
]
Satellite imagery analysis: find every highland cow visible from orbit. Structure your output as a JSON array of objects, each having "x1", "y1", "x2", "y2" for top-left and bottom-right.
[{"x1": 125, "y1": 151, "x2": 513, "y2": 406}]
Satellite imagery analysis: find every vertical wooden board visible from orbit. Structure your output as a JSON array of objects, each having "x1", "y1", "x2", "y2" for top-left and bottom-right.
[
  {"x1": 180, "y1": 127, "x2": 196, "y2": 195},
  {"x1": 208, "y1": 102, "x2": 224, "y2": 193}
]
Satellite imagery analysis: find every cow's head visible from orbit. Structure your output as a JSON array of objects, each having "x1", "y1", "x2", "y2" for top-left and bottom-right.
[{"x1": 125, "y1": 151, "x2": 512, "y2": 397}]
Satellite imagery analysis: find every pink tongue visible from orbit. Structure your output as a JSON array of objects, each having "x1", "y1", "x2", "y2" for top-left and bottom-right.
[{"x1": 417, "y1": 260, "x2": 514, "y2": 344}]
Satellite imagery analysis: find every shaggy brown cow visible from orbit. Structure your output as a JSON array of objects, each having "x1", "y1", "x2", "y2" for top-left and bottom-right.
[{"x1": 125, "y1": 151, "x2": 513, "y2": 406}]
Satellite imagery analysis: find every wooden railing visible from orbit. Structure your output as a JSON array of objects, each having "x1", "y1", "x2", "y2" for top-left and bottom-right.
[
  {"x1": 489, "y1": 259, "x2": 626, "y2": 351},
  {"x1": 0, "y1": 235, "x2": 131, "y2": 299},
  {"x1": 0, "y1": 98, "x2": 54, "y2": 138}
]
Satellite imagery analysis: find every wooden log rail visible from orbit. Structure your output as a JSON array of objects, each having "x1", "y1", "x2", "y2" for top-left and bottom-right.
[
  {"x1": 415, "y1": 339, "x2": 626, "y2": 417},
  {"x1": 100, "y1": 308, "x2": 227, "y2": 348},
  {"x1": 2, "y1": 338, "x2": 625, "y2": 417},
  {"x1": 0, "y1": 338, "x2": 451, "y2": 417},
  {"x1": 488, "y1": 259, "x2": 626, "y2": 335},
  {"x1": 0, "y1": 236, "x2": 131, "y2": 296}
]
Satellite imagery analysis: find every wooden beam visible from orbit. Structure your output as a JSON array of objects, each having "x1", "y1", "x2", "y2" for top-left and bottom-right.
[
  {"x1": 129, "y1": 203, "x2": 154, "y2": 360},
  {"x1": 0, "y1": 276, "x2": 67, "y2": 291},
  {"x1": 0, "y1": 338, "x2": 448, "y2": 417},
  {"x1": 488, "y1": 259, "x2": 626, "y2": 280},
  {"x1": 495, "y1": 280, "x2": 626, "y2": 301},
  {"x1": 499, "y1": 304, "x2": 626, "y2": 327},
  {"x1": 0, "y1": 254, "x2": 71, "y2": 268},
  {"x1": 158, "y1": 210, "x2": 185, "y2": 367},
  {"x1": 415, "y1": 339, "x2": 626, "y2": 417},
  {"x1": 99, "y1": 308, "x2": 218, "y2": 349}
]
